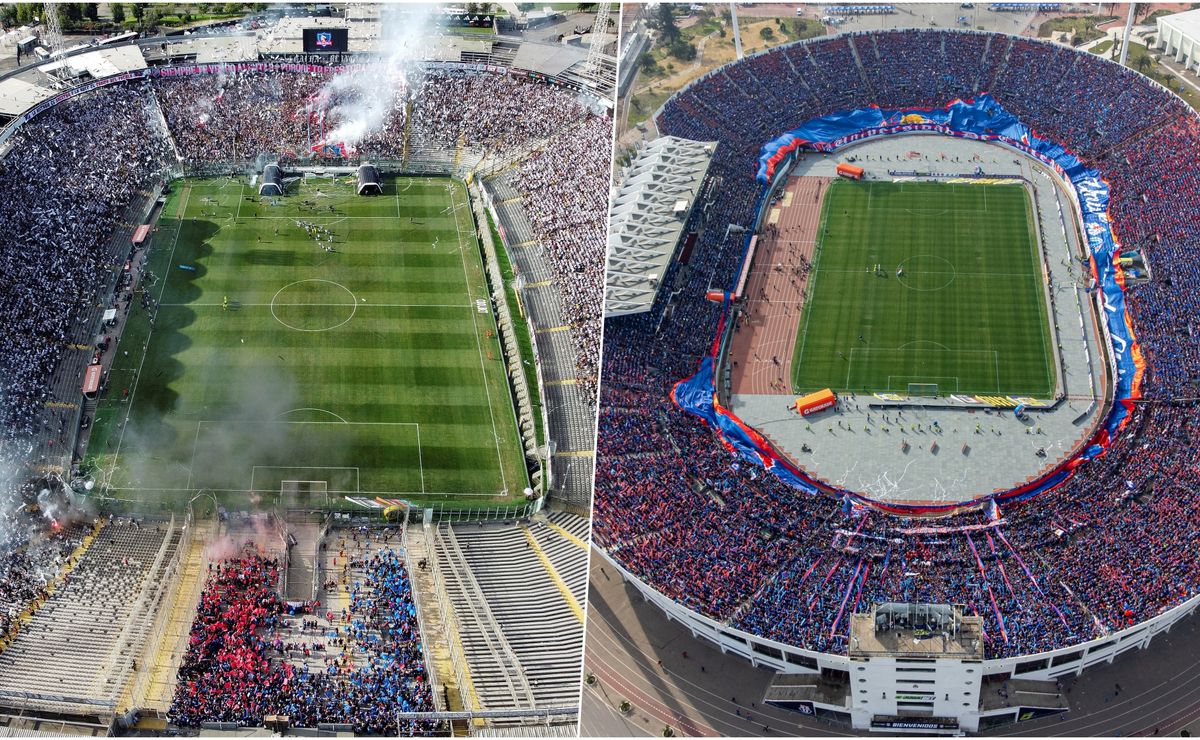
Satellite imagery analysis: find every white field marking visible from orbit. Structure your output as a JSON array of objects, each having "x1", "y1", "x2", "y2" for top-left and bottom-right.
[
  {"x1": 251, "y1": 466, "x2": 359, "y2": 495},
  {"x1": 186, "y1": 420, "x2": 201, "y2": 490},
  {"x1": 849, "y1": 347, "x2": 998, "y2": 391},
  {"x1": 277, "y1": 408, "x2": 349, "y2": 423},
  {"x1": 885, "y1": 375, "x2": 961, "y2": 393},
  {"x1": 107, "y1": 485, "x2": 498, "y2": 497},
  {"x1": 896, "y1": 340, "x2": 952, "y2": 351},
  {"x1": 159, "y1": 302, "x2": 473, "y2": 308},
  {"x1": 415, "y1": 424, "x2": 425, "y2": 494},
  {"x1": 198, "y1": 419, "x2": 419, "y2": 426},
  {"x1": 111, "y1": 185, "x2": 192, "y2": 474},
  {"x1": 449, "y1": 182, "x2": 509, "y2": 495},
  {"x1": 269, "y1": 279, "x2": 357, "y2": 333},
  {"x1": 817, "y1": 269, "x2": 1035, "y2": 279}
]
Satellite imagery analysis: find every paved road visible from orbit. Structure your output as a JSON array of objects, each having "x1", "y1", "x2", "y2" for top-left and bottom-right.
[{"x1": 583, "y1": 547, "x2": 1200, "y2": 737}]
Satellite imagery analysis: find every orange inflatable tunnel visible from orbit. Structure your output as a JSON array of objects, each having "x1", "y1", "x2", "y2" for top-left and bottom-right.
[
  {"x1": 836, "y1": 162, "x2": 864, "y2": 180},
  {"x1": 795, "y1": 388, "x2": 837, "y2": 416}
]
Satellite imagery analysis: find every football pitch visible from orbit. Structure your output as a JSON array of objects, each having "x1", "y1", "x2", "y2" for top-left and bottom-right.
[
  {"x1": 791, "y1": 180, "x2": 1056, "y2": 397},
  {"x1": 86, "y1": 175, "x2": 529, "y2": 507}
]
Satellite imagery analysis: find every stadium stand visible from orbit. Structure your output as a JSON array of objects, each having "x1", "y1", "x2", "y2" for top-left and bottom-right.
[
  {"x1": 595, "y1": 29, "x2": 1200, "y2": 662},
  {"x1": 430, "y1": 513, "x2": 587, "y2": 712},
  {"x1": 168, "y1": 530, "x2": 436, "y2": 734},
  {"x1": 0, "y1": 518, "x2": 178, "y2": 715}
]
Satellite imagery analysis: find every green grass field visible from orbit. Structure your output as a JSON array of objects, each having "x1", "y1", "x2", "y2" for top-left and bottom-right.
[
  {"x1": 86, "y1": 175, "x2": 530, "y2": 508},
  {"x1": 791, "y1": 180, "x2": 1055, "y2": 397}
]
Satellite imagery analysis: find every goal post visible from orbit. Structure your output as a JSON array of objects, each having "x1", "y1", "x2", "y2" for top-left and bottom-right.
[{"x1": 907, "y1": 383, "x2": 939, "y2": 397}]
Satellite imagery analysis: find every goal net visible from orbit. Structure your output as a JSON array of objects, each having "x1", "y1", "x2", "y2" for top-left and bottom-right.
[
  {"x1": 280, "y1": 480, "x2": 329, "y2": 510},
  {"x1": 907, "y1": 383, "x2": 940, "y2": 397}
]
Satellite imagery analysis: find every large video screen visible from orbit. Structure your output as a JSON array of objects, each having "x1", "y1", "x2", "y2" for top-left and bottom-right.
[{"x1": 303, "y1": 28, "x2": 348, "y2": 53}]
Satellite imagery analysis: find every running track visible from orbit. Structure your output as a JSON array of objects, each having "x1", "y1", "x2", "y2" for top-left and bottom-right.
[{"x1": 730, "y1": 176, "x2": 833, "y2": 397}]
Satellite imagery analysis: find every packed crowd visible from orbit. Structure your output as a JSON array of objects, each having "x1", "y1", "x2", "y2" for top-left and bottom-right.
[
  {"x1": 509, "y1": 113, "x2": 612, "y2": 408},
  {"x1": 153, "y1": 70, "x2": 407, "y2": 161},
  {"x1": 411, "y1": 70, "x2": 593, "y2": 152},
  {"x1": 169, "y1": 546, "x2": 435, "y2": 734},
  {"x1": 0, "y1": 83, "x2": 174, "y2": 468},
  {"x1": 596, "y1": 30, "x2": 1200, "y2": 659}
]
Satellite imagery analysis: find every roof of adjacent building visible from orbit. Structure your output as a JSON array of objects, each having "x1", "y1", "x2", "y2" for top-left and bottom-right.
[{"x1": 604, "y1": 136, "x2": 717, "y2": 318}]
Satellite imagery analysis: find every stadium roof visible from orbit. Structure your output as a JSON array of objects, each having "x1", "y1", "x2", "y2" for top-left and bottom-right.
[
  {"x1": 39, "y1": 46, "x2": 148, "y2": 79},
  {"x1": 605, "y1": 136, "x2": 717, "y2": 318},
  {"x1": 512, "y1": 41, "x2": 586, "y2": 76},
  {"x1": 0, "y1": 78, "x2": 55, "y2": 116},
  {"x1": 1158, "y1": 8, "x2": 1200, "y2": 42}
]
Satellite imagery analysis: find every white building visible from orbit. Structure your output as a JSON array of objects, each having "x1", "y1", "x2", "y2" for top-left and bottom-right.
[{"x1": 1157, "y1": 9, "x2": 1200, "y2": 74}]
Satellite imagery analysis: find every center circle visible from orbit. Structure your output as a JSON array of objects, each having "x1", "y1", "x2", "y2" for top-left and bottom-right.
[
  {"x1": 895, "y1": 254, "x2": 956, "y2": 292},
  {"x1": 270, "y1": 279, "x2": 357, "y2": 332}
]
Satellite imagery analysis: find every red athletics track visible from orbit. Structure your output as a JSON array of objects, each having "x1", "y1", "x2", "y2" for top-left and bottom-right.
[{"x1": 729, "y1": 176, "x2": 833, "y2": 396}]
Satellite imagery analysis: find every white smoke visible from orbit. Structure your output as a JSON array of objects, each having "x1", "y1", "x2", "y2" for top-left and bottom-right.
[{"x1": 317, "y1": 4, "x2": 444, "y2": 151}]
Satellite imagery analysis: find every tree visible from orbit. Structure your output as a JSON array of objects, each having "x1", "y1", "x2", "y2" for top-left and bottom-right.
[
  {"x1": 111, "y1": 3, "x2": 126, "y2": 23},
  {"x1": 759, "y1": 26, "x2": 774, "y2": 41},
  {"x1": 668, "y1": 39, "x2": 696, "y2": 61},
  {"x1": 1133, "y1": 54, "x2": 1151, "y2": 74},
  {"x1": 130, "y1": 3, "x2": 145, "y2": 22},
  {"x1": 652, "y1": 3, "x2": 679, "y2": 43},
  {"x1": 61, "y1": 3, "x2": 82, "y2": 26},
  {"x1": 465, "y1": 2, "x2": 478, "y2": 14},
  {"x1": 0, "y1": 4, "x2": 16, "y2": 25},
  {"x1": 85, "y1": 3, "x2": 100, "y2": 22}
]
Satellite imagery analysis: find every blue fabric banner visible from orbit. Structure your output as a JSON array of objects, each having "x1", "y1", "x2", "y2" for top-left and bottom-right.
[{"x1": 672, "y1": 94, "x2": 1143, "y2": 515}]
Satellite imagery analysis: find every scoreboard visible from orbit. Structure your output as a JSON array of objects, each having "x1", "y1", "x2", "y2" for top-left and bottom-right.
[{"x1": 303, "y1": 28, "x2": 349, "y2": 53}]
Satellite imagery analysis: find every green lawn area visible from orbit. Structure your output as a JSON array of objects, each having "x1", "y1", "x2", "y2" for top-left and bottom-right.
[
  {"x1": 1037, "y1": 15, "x2": 1117, "y2": 44},
  {"x1": 792, "y1": 180, "x2": 1055, "y2": 398},
  {"x1": 85, "y1": 175, "x2": 529, "y2": 510},
  {"x1": 486, "y1": 210, "x2": 544, "y2": 447}
]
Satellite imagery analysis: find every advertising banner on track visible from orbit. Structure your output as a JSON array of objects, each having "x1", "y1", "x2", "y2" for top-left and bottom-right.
[{"x1": 672, "y1": 94, "x2": 1143, "y2": 515}]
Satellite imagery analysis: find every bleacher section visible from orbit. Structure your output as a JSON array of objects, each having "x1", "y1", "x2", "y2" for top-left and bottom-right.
[
  {"x1": 0, "y1": 519, "x2": 177, "y2": 719},
  {"x1": 434, "y1": 513, "x2": 587, "y2": 713}
]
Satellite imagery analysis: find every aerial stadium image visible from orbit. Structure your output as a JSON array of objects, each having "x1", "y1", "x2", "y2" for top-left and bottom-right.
[
  {"x1": 589, "y1": 1, "x2": 1200, "y2": 737},
  {"x1": 0, "y1": 2, "x2": 611, "y2": 735}
]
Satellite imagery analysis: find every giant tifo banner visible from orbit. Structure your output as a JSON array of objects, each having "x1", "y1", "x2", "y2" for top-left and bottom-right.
[{"x1": 673, "y1": 93, "x2": 1144, "y2": 516}]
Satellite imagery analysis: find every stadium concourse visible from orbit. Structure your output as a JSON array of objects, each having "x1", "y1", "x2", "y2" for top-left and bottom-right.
[
  {"x1": 593, "y1": 26, "x2": 1200, "y2": 730},
  {"x1": 0, "y1": 22, "x2": 609, "y2": 735}
]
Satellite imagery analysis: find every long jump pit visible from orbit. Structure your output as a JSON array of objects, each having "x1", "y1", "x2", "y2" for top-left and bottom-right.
[{"x1": 729, "y1": 176, "x2": 832, "y2": 396}]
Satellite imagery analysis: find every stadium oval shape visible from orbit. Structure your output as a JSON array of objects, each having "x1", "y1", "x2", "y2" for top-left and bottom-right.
[
  {"x1": 596, "y1": 28, "x2": 1200, "y2": 731},
  {"x1": 673, "y1": 92, "x2": 1141, "y2": 516}
]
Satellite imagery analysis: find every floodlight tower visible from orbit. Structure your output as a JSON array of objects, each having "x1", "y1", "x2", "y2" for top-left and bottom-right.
[
  {"x1": 730, "y1": 3, "x2": 744, "y2": 60},
  {"x1": 41, "y1": 1, "x2": 65, "y2": 57},
  {"x1": 1118, "y1": 1, "x2": 1135, "y2": 66},
  {"x1": 585, "y1": 3, "x2": 614, "y2": 76}
]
